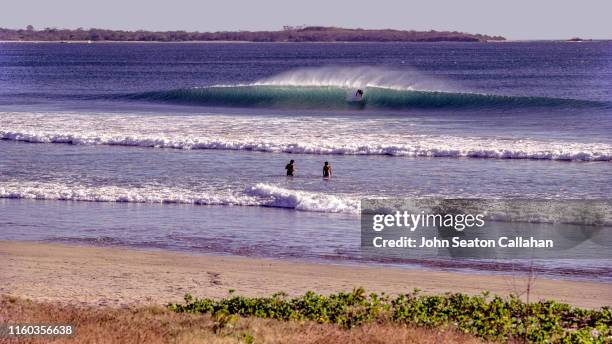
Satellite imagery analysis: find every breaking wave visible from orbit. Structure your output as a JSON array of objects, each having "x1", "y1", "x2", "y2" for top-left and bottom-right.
[
  {"x1": 2, "y1": 182, "x2": 610, "y2": 225},
  {"x1": 130, "y1": 85, "x2": 603, "y2": 110},
  {"x1": 2, "y1": 111, "x2": 611, "y2": 162},
  {"x1": 2, "y1": 130, "x2": 610, "y2": 161},
  {"x1": 0, "y1": 182, "x2": 360, "y2": 214},
  {"x1": 246, "y1": 183, "x2": 359, "y2": 213},
  {"x1": 122, "y1": 66, "x2": 607, "y2": 110}
]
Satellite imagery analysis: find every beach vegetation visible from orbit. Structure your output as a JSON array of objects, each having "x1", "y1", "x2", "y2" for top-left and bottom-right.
[
  {"x1": 0, "y1": 295, "x2": 489, "y2": 344},
  {"x1": 169, "y1": 288, "x2": 612, "y2": 343}
]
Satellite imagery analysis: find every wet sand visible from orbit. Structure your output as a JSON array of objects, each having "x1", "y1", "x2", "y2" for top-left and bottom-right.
[{"x1": 1, "y1": 241, "x2": 610, "y2": 308}]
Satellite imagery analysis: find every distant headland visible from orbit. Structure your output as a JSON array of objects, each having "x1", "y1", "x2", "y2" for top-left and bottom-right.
[{"x1": 0, "y1": 26, "x2": 505, "y2": 42}]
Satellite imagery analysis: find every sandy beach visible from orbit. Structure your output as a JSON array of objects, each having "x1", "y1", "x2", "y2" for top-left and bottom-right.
[{"x1": 1, "y1": 240, "x2": 610, "y2": 309}]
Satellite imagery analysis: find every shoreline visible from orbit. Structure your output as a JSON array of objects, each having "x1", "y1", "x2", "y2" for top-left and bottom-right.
[
  {"x1": 1, "y1": 40, "x2": 609, "y2": 44},
  {"x1": 1, "y1": 240, "x2": 610, "y2": 308},
  {"x1": 0, "y1": 40, "x2": 492, "y2": 44}
]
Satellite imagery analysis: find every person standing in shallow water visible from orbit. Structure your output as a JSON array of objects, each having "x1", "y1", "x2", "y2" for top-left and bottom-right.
[
  {"x1": 285, "y1": 160, "x2": 295, "y2": 176},
  {"x1": 323, "y1": 161, "x2": 332, "y2": 178}
]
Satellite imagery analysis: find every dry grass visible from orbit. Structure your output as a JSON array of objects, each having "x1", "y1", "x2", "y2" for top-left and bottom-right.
[{"x1": 0, "y1": 295, "x2": 487, "y2": 344}]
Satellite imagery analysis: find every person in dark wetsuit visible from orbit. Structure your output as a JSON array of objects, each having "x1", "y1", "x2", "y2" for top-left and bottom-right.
[
  {"x1": 355, "y1": 89, "x2": 364, "y2": 98},
  {"x1": 285, "y1": 159, "x2": 295, "y2": 176},
  {"x1": 322, "y1": 161, "x2": 332, "y2": 178}
]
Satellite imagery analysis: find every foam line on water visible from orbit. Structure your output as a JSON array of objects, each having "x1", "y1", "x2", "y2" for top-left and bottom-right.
[
  {"x1": 3, "y1": 182, "x2": 610, "y2": 225},
  {"x1": 0, "y1": 182, "x2": 361, "y2": 214},
  {"x1": 2, "y1": 112, "x2": 611, "y2": 161},
  {"x1": 246, "y1": 183, "x2": 360, "y2": 213}
]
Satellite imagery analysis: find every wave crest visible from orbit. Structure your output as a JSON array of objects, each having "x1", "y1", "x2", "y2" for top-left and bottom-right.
[
  {"x1": 125, "y1": 66, "x2": 607, "y2": 110},
  {"x1": 2, "y1": 129, "x2": 610, "y2": 162},
  {"x1": 247, "y1": 183, "x2": 359, "y2": 213},
  {"x1": 0, "y1": 182, "x2": 360, "y2": 214},
  {"x1": 131, "y1": 85, "x2": 602, "y2": 110},
  {"x1": 3, "y1": 112, "x2": 611, "y2": 162},
  {"x1": 253, "y1": 66, "x2": 425, "y2": 90}
]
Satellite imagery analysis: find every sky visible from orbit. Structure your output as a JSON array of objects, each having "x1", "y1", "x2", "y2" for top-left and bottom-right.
[{"x1": 2, "y1": 0, "x2": 611, "y2": 40}]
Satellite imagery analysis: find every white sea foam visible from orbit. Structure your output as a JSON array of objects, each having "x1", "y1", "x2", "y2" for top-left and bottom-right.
[
  {"x1": 0, "y1": 181, "x2": 254, "y2": 205},
  {"x1": 0, "y1": 181, "x2": 360, "y2": 214},
  {"x1": 2, "y1": 112, "x2": 611, "y2": 161},
  {"x1": 4, "y1": 181, "x2": 608, "y2": 223},
  {"x1": 247, "y1": 183, "x2": 359, "y2": 213},
  {"x1": 252, "y1": 66, "x2": 451, "y2": 91}
]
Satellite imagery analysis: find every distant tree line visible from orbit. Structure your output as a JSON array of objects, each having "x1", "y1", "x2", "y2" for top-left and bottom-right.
[{"x1": 0, "y1": 26, "x2": 505, "y2": 42}]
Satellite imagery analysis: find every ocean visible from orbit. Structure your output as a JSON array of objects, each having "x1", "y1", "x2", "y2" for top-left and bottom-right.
[{"x1": 1, "y1": 42, "x2": 611, "y2": 280}]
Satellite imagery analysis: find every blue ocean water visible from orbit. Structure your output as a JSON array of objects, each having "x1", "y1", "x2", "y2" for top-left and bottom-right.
[{"x1": 1, "y1": 42, "x2": 611, "y2": 279}]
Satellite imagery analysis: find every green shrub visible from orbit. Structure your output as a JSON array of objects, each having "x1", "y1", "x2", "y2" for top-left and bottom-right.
[{"x1": 168, "y1": 288, "x2": 611, "y2": 343}]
